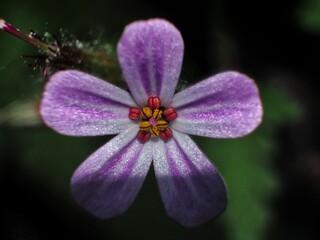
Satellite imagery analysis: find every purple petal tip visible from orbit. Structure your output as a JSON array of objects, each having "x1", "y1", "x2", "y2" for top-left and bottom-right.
[
  {"x1": 117, "y1": 18, "x2": 184, "y2": 106},
  {"x1": 172, "y1": 71, "x2": 263, "y2": 138}
]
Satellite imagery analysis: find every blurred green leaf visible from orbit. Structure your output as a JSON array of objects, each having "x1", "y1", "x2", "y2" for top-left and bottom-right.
[
  {"x1": 0, "y1": 100, "x2": 41, "y2": 127},
  {"x1": 13, "y1": 129, "x2": 109, "y2": 198},
  {"x1": 297, "y1": 0, "x2": 320, "y2": 33}
]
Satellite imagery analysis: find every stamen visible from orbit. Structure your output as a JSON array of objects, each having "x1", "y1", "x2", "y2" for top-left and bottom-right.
[
  {"x1": 141, "y1": 107, "x2": 152, "y2": 119},
  {"x1": 164, "y1": 107, "x2": 178, "y2": 121},
  {"x1": 152, "y1": 108, "x2": 162, "y2": 120},
  {"x1": 128, "y1": 107, "x2": 140, "y2": 120},
  {"x1": 156, "y1": 120, "x2": 168, "y2": 130},
  {"x1": 137, "y1": 130, "x2": 151, "y2": 143},
  {"x1": 148, "y1": 97, "x2": 161, "y2": 109},
  {"x1": 139, "y1": 121, "x2": 150, "y2": 131},
  {"x1": 129, "y1": 97, "x2": 178, "y2": 143},
  {"x1": 150, "y1": 126, "x2": 160, "y2": 136},
  {"x1": 159, "y1": 127, "x2": 173, "y2": 142}
]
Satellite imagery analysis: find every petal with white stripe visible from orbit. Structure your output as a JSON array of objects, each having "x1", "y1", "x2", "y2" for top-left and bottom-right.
[
  {"x1": 71, "y1": 126, "x2": 152, "y2": 218},
  {"x1": 153, "y1": 130, "x2": 227, "y2": 227},
  {"x1": 117, "y1": 19, "x2": 184, "y2": 106},
  {"x1": 172, "y1": 71, "x2": 263, "y2": 138},
  {"x1": 41, "y1": 70, "x2": 136, "y2": 136}
]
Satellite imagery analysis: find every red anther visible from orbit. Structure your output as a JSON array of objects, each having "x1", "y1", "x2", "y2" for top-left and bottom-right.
[
  {"x1": 129, "y1": 107, "x2": 140, "y2": 120},
  {"x1": 148, "y1": 97, "x2": 161, "y2": 109},
  {"x1": 159, "y1": 128, "x2": 173, "y2": 142},
  {"x1": 137, "y1": 130, "x2": 151, "y2": 143},
  {"x1": 164, "y1": 107, "x2": 178, "y2": 121}
]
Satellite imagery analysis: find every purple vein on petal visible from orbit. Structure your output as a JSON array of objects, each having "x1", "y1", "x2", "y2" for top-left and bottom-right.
[
  {"x1": 165, "y1": 139, "x2": 215, "y2": 205},
  {"x1": 98, "y1": 138, "x2": 140, "y2": 179},
  {"x1": 41, "y1": 70, "x2": 136, "y2": 136},
  {"x1": 133, "y1": 39, "x2": 165, "y2": 97},
  {"x1": 60, "y1": 87, "x2": 135, "y2": 109},
  {"x1": 171, "y1": 71, "x2": 263, "y2": 138},
  {"x1": 153, "y1": 131, "x2": 227, "y2": 227},
  {"x1": 53, "y1": 86, "x2": 131, "y2": 118},
  {"x1": 166, "y1": 138, "x2": 224, "y2": 207},
  {"x1": 117, "y1": 19, "x2": 184, "y2": 106},
  {"x1": 89, "y1": 140, "x2": 143, "y2": 201},
  {"x1": 71, "y1": 127, "x2": 153, "y2": 218}
]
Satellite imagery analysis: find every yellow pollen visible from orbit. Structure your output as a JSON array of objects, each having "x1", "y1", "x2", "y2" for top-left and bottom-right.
[
  {"x1": 141, "y1": 107, "x2": 152, "y2": 119},
  {"x1": 152, "y1": 108, "x2": 162, "y2": 120},
  {"x1": 150, "y1": 126, "x2": 160, "y2": 136},
  {"x1": 156, "y1": 120, "x2": 168, "y2": 130},
  {"x1": 139, "y1": 121, "x2": 150, "y2": 131}
]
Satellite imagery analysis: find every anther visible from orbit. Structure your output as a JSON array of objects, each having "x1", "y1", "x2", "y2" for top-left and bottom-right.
[
  {"x1": 139, "y1": 121, "x2": 150, "y2": 131},
  {"x1": 164, "y1": 107, "x2": 178, "y2": 121},
  {"x1": 152, "y1": 108, "x2": 162, "y2": 120},
  {"x1": 141, "y1": 107, "x2": 152, "y2": 119},
  {"x1": 148, "y1": 97, "x2": 161, "y2": 109},
  {"x1": 132, "y1": 96, "x2": 177, "y2": 143},
  {"x1": 137, "y1": 130, "x2": 151, "y2": 143},
  {"x1": 129, "y1": 107, "x2": 140, "y2": 120},
  {"x1": 150, "y1": 126, "x2": 160, "y2": 136},
  {"x1": 159, "y1": 127, "x2": 173, "y2": 142},
  {"x1": 156, "y1": 120, "x2": 168, "y2": 130}
]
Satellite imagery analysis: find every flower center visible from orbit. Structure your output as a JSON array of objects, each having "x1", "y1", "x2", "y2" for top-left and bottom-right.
[
  {"x1": 148, "y1": 117, "x2": 157, "y2": 126},
  {"x1": 128, "y1": 96, "x2": 178, "y2": 143}
]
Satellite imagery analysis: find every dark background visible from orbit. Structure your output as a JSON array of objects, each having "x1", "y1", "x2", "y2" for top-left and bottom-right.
[{"x1": 1, "y1": 0, "x2": 319, "y2": 239}]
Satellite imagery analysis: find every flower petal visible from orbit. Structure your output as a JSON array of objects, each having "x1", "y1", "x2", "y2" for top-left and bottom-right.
[
  {"x1": 117, "y1": 19, "x2": 184, "y2": 106},
  {"x1": 153, "y1": 130, "x2": 227, "y2": 227},
  {"x1": 172, "y1": 71, "x2": 263, "y2": 138},
  {"x1": 71, "y1": 126, "x2": 152, "y2": 218},
  {"x1": 40, "y1": 70, "x2": 137, "y2": 136}
]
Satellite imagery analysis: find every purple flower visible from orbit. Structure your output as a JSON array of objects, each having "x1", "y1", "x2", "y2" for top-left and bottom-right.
[{"x1": 40, "y1": 19, "x2": 263, "y2": 227}]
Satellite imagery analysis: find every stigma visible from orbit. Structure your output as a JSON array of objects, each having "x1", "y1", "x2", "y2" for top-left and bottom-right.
[{"x1": 128, "y1": 96, "x2": 177, "y2": 143}]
